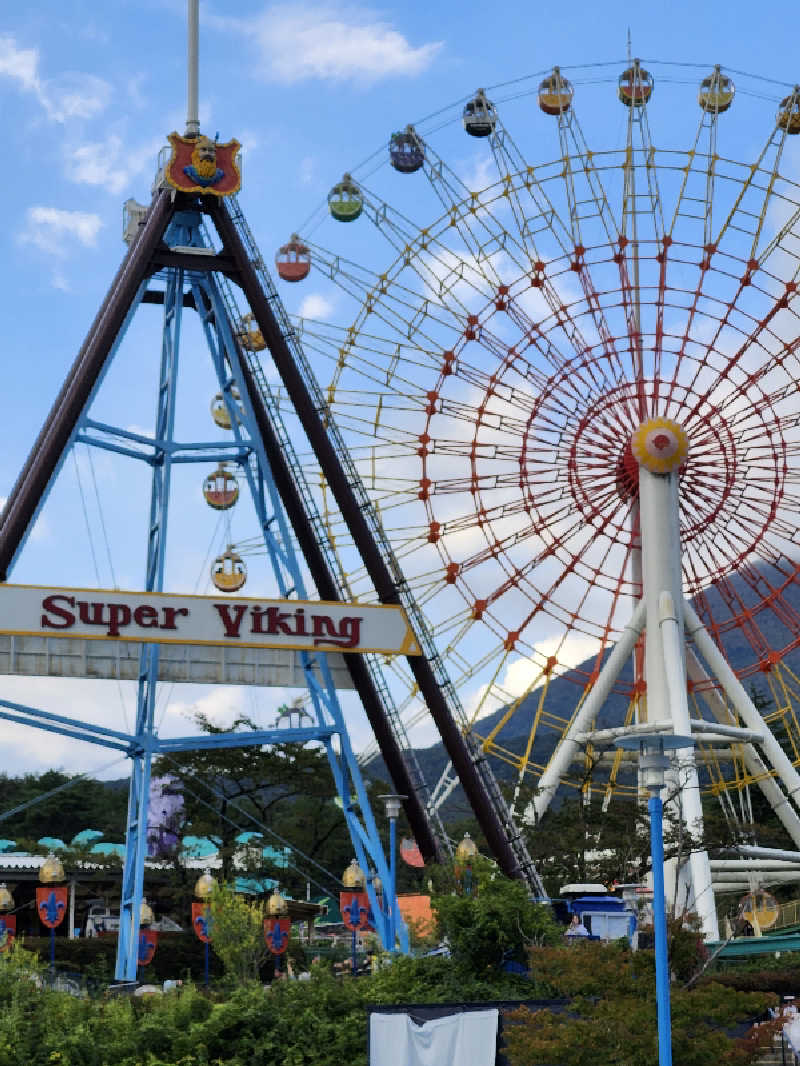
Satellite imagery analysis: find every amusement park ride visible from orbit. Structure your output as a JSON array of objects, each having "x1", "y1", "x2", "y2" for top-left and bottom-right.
[{"x1": 3, "y1": 3, "x2": 800, "y2": 976}]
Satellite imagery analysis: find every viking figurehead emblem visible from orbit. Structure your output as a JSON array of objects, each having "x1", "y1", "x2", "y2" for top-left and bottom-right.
[
  {"x1": 165, "y1": 132, "x2": 241, "y2": 197},
  {"x1": 184, "y1": 135, "x2": 224, "y2": 187}
]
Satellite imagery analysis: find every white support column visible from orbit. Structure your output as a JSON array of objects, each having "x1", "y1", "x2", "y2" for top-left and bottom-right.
[
  {"x1": 634, "y1": 419, "x2": 717, "y2": 939},
  {"x1": 524, "y1": 599, "x2": 647, "y2": 824},
  {"x1": 685, "y1": 646, "x2": 800, "y2": 848},
  {"x1": 683, "y1": 600, "x2": 800, "y2": 816},
  {"x1": 659, "y1": 591, "x2": 719, "y2": 939}
]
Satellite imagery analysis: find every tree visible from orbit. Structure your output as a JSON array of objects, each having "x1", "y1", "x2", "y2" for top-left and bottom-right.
[
  {"x1": 430, "y1": 857, "x2": 562, "y2": 970},
  {"x1": 208, "y1": 881, "x2": 269, "y2": 984},
  {"x1": 153, "y1": 712, "x2": 398, "y2": 899},
  {"x1": 0, "y1": 770, "x2": 128, "y2": 845}
]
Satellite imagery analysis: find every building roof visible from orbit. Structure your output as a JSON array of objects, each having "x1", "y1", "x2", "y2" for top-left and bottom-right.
[{"x1": 397, "y1": 894, "x2": 434, "y2": 937}]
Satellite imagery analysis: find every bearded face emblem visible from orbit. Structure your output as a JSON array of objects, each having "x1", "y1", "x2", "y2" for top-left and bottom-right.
[{"x1": 183, "y1": 136, "x2": 224, "y2": 187}]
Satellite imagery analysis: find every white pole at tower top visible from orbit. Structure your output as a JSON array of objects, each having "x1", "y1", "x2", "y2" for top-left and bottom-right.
[{"x1": 186, "y1": 0, "x2": 200, "y2": 137}]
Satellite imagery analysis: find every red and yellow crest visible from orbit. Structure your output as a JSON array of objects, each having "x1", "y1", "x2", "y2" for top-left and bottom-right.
[{"x1": 165, "y1": 132, "x2": 241, "y2": 197}]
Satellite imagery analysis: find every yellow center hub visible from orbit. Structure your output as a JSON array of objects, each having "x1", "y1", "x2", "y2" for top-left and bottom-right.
[{"x1": 631, "y1": 416, "x2": 689, "y2": 474}]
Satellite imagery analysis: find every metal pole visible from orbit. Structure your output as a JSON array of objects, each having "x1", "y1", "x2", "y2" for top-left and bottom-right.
[
  {"x1": 649, "y1": 792, "x2": 672, "y2": 1066},
  {"x1": 50, "y1": 927, "x2": 55, "y2": 971},
  {"x1": 186, "y1": 0, "x2": 200, "y2": 137},
  {"x1": 204, "y1": 940, "x2": 209, "y2": 987},
  {"x1": 389, "y1": 814, "x2": 397, "y2": 952},
  {"x1": 352, "y1": 927, "x2": 357, "y2": 976}
]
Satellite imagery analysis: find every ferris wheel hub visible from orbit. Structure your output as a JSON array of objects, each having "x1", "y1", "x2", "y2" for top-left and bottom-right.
[{"x1": 631, "y1": 417, "x2": 689, "y2": 474}]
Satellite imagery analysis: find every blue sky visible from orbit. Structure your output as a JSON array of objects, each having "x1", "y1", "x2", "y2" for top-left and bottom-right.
[{"x1": 1, "y1": 0, "x2": 799, "y2": 782}]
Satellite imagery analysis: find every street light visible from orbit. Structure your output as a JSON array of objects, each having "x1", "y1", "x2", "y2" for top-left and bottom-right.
[
  {"x1": 264, "y1": 888, "x2": 290, "y2": 976},
  {"x1": 193, "y1": 869, "x2": 216, "y2": 985},
  {"x1": 37, "y1": 852, "x2": 67, "y2": 970},
  {"x1": 615, "y1": 733, "x2": 694, "y2": 1066},
  {"x1": 341, "y1": 859, "x2": 368, "y2": 975},
  {"x1": 455, "y1": 833, "x2": 479, "y2": 896},
  {"x1": 0, "y1": 883, "x2": 15, "y2": 953},
  {"x1": 378, "y1": 794, "x2": 406, "y2": 952}
]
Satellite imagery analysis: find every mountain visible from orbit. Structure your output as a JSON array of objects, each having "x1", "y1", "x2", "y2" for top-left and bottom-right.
[{"x1": 366, "y1": 558, "x2": 800, "y2": 821}]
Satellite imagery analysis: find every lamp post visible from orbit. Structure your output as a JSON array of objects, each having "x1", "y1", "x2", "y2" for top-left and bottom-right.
[
  {"x1": 264, "y1": 888, "x2": 290, "y2": 977},
  {"x1": 341, "y1": 859, "x2": 368, "y2": 975},
  {"x1": 615, "y1": 733, "x2": 694, "y2": 1066},
  {"x1": 37, "y1": 852, "x2": 66, "y2": 970},
  {"x1": 0, "y1": 883, "x2": 15, "y2": 953},
  {"x1": 193, "y1": 869, "x2": 216, "y2": 986},
  {"x1": 137, "y1": 898, "x2": 158, "y2": 971},
  {"x1": 378, "y1": 794, "x2": 406, "y2": 952},
  {"x1": 454, "y1": 833, "x2": 479, "y2": 896}
]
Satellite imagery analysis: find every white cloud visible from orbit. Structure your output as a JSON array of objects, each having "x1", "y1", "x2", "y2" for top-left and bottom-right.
[
  {"x1": 66, "y1": 133, "x2": 163, "y2": 195},
  {"x1": 299, "y1": 292, "x2": 334, "y2": 319},
  {"x1": 20, "y1": 206, "x2": 103, "y2": 258},
  {"x1": 209, "y1": 4, "x2": 442, "y2": 84},
  {"x1": 0, "y1": 35, "x2": 110, "y2": 123},
  {"x1": 299, "y1": 156, "x2": 316, "y2": 186}
]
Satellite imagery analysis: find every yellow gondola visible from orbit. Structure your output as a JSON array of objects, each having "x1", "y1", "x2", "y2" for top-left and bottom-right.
[
  {"x1": 538, "y1": 69, "x2": 574, "y2": 116},
  {"x1": 210, "y1": 387, "x2": 243, "y2": 429},
  {"x1": 698, "y1": 66, "x2": 735, "y2": 113},
  {"x1": 236, "y1": 313, "x2": 266, "y2": 351},
  {"x1": 211, "y1": 546, "x2": 247, "y2": 592},
  {"x1": 778, "y1": 88, "x2": 800, "y2": 134}
]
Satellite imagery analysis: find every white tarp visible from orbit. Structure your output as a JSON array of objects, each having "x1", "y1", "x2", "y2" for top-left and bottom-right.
[{"x1": 369, "y1": 1008, "x2": 498, "y2": 1066}]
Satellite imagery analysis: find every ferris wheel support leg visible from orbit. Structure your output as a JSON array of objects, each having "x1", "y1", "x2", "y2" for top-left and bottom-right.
[
  {"x1": 683, "y1": 601, "x2": 800, "y2": 818},
  {"x1": 525, "y1": 599, "x2": 647, "y2": 825},
  {"x1": 685, "y1": 648, "x2": 800, "y2": 849},
  {"x1": 659, "y1": 591, "x2": 719, "y2": 940}
]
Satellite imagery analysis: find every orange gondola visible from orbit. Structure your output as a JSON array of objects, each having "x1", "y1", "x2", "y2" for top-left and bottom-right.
[
  {"x1": 618, "y1": 62, "x2": 654, "y2": 107},
  {"x1": 203, "y1": 463, "x2": 239, "y2": 511},
  {"x1": 275, "y1": 235, "x2": 311, "y2": 282}
]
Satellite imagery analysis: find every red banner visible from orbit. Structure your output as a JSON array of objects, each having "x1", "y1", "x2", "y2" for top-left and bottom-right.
[
  {"x1": 192, "y1": 902, "x2": 211, "y2": 943},
  {"x1": 340, "y1": 891, "x2": 370, "y2": 931},
  {"x1": 36, "y1": 885, "x2": 67, "y2": 929},
  {"x1": 0, "y1": 914, "x2": 15, "y2": 952},
  {"x1": 263, "y1": 916, "x2": 290, "y2": 955},
  {"x1": 138, "y1": 928, "x2": 158, "y2": 966},
  {"x1": 165, "y1": 132, "x2": 241, "y2": 197}
]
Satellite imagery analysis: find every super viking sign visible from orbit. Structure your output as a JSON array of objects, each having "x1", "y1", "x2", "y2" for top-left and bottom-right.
[
  {"x1": 0, "y1": 585, "x2": 420, "y2": 656},
  {"x1": 165, "y1": 132, "x2": 241, "y2": 196}
]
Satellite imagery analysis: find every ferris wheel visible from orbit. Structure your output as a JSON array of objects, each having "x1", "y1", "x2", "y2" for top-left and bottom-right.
[{"x1": 271, "y1": 56, "x2": 800, "y2": 899}]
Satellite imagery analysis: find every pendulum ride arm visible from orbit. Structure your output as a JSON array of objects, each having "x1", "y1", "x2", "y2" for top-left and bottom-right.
[
  {"x1": 0, "y1": 190, "x2": 174, "y2": 578},
  {"x1": 207, "y1": 198, "x2": 544, "y2": 892}
]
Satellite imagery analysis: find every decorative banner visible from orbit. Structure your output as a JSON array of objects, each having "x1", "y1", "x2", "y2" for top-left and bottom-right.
[
  {"x1": 263, "y1": 916, "x2": 290, "y2": 955},
  {"x1": 192, "y1": 902, "x2": 212, "y2": 943},
  {"x1": 0, "y1": 914, "x2": 15, "y2": 952},
  {"x1": 340, "y1": 891, "x2": 370, "y2": 932},
  {"x1": 400, "y1": 838, "x2": 425, "y2": 868},
  {"x1": 0, "y1": 584, "x2": 420, "y2": 657},
  {"x1": 138, "y1": 928, "x2": 158, "y2": 966},
  {"x1": 36, "y1": 885, "x2": 67, "y2": 929},
  {"x1": 165, "y1": 132, "x2": 241, "y2": 197}
]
